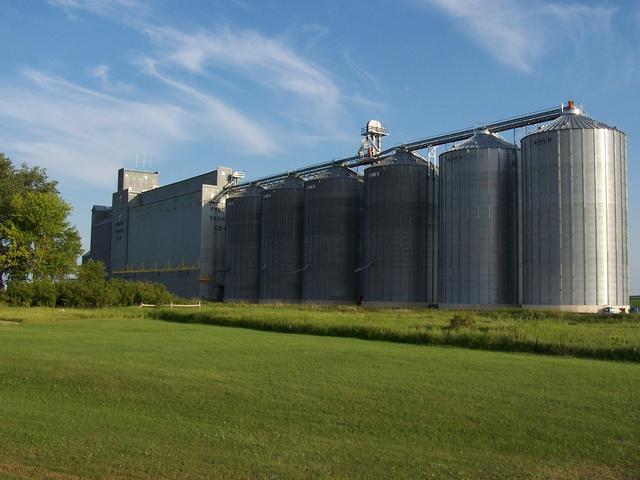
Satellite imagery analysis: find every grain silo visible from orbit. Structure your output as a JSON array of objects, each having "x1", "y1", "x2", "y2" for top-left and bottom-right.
[
  {"x1": 302, "y1": 167, "x2": 363, "y2": 303},
  {"x1": 260, "y1": 175, "x2": 305, "y2": 302},
  {"x1": 520, "y1": 105, "x2": 628, "y2": 311},
  {"x1": 361, "y1": 150, "x2": 438, "y2": 305},
  {"x1": 224, "y1": 185, "x2": 264, "y2": 302},
  {"x1": 438, "y1": 131, "x2": 519, "y2": 306}
]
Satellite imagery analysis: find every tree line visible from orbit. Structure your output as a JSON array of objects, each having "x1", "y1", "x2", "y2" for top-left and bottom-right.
[
  {"x1": 0, "y1": 153, "x2": 176, "y2": 307},
  {"x1": 4, "y1": 260, "x2": 176, "y2": 307}
]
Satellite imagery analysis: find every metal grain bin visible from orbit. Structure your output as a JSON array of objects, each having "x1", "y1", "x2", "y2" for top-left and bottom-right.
[
  {"x1": 260, "y1": 175, "x2": 305, "y2": 302},
  {"x1": 224, "y1": 185, "x2": 264, "y2": 302},
  {"x1": 361, "y1": 150, "x2": 438, "y2": 305},
  {"x1": 521, "y1": 108, "x2": 628, "y2": 311},
  {"x1": 438, "y1": 131, "x2": 519, "y2": 306},
  {"x1": 302, "y1": 167, "x2": 363, "y2": 303}
]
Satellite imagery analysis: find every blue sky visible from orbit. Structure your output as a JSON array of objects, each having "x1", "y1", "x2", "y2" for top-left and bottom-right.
[{"x1": 1, "y1": 0, "x2": 639, "y2": 292}]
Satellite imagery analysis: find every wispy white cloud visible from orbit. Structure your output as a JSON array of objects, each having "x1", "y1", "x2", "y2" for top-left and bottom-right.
[
  {"x1": 415, "y1": 0, "x2": 617, "y2": 73},
  {"x1": 343, "y1": 52, "x2": 383, "y2": 92},
  {"x1": 140, "y1": 23, "x2": 358, "y2": 140},
  {"x1": 208, "y1": 0, "x2": 253, "y2": 13},
  {"x1": 138, "y1": 57, "x2": 277, "y2": 154},
  {"x1": 297, "y1": 24, "x2": 330, "y2": 49},
  {"x1": 50, "y1": 0, "x2": 358, "y2": 142},
  {"x1": 89, "y1": 63, "x2": 110, "y2": 85},
  {"x1": 45, "y1": 0, "x2": 381, "y2": 162},
  {"x1": 47, "y1": 0, "x2": 146, "y2": 20},
  {"x1": 541, "y1": 4, "x2": 616, "y2": 44},
  {"x1": 419, "y1": 0, "x2": 537, "y2": 72},
  {"x1": 144, "y1": 25, "x2": 341, "y2": 103},
  {"x1": 88, "y1": 64, "x2": 133, "y2": 92},
  {"x1": 226, "y1": 0, "x2": 252, "y2": 12},
  {"x1": 0, "y1": 70, "x2": 188, "y2": 186},
  {"x1": 348, "y1": 93, "x2": 388, "y2": 111},
  {"x1": 0, "y1": 69, "x2": 276, "y2": 187}
]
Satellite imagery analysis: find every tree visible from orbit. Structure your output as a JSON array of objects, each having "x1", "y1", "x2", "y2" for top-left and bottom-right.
[
  {"x1": 74, "y1": 259, "x2": 108, "y2": 307},
  {"x1": 0, "y1": 153, "x2": 82, "y2": 288},
  {"x1": 0, "y1": 153, "x2": 57, "y2": 222}
]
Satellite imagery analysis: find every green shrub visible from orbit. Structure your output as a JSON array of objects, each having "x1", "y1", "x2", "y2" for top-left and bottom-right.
[
  {"x1": 3, "y1": 263, "x2": 180, "y2": 308},
  {"x1": 55, "y1": 280, "x2": 80, "y2": 307},
  {"x1": 5, "y1": 280, "x2": 34, "y2": 306},
  {"x1": 31, "y1": 279, "x2": 57, "y2": 307},
  {"x1": 134, "y1": 282, "x2": 174, "y2": 305},
  {"x1": 75, "y1": 260, "x2": 108, "y2": 307},
  {"x1": 109, "y1": 279, "x2": 138, "y2": 306},
  {"x1": 78, "y1": 260, "x2": 108, "y2": 284},
  {"x1": 449, "y1": 312, "x2": 476, "y2": 329}
]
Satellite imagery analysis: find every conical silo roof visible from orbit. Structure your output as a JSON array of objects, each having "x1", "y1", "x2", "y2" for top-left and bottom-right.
[
  {"x1": 536, "y1": 110, "x2": 614, "y2": 132},
  {"x1": 449, "y1": 130, "x2": 518, "y2": 151},
  {"x1": 313, "y1": 166, "x2": 358, "y2": 180},
  {"x1": 232, "y1": 184, "x2": 264, "y2": 198},
  {"x1": 376, "y1": 149, "x2": 429, "y2": 167},
  {"x1": 271, "y1": 175, "x2": 304, "y2": 189}
]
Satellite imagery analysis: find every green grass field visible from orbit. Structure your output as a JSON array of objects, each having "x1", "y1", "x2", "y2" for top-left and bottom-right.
[
  {"x1": 149, "y1": 303, "x2": 640, "y2": 361},
  {"x1": 1, "y1": 308, "x2": 639, "y2": 479}
]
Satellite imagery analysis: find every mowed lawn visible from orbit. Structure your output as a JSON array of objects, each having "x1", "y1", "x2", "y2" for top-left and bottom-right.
[{"x1": 1, "y1": 314, "x2": 639, "y2": 479}]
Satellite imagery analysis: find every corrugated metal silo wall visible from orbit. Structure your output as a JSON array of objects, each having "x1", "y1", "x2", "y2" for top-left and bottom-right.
[
  {"x1": 521, "y1": 128, "x2": 628, "y2": 306},
  {"x1": 224, "y1": 191, "x2": 263, "y2": 301},
  {"x1": 362, "y1": 161, "x2": 438, "y2": 304},
  {"x1": 427, "y1": 166, "x2": 439, "y2": 300},
  {"x1": 439, "y1": 146, "x2": 519, "y2": 305},
  {"x1": 302, "y1": 176, "x2": 363, "y2": 303},
  {"x1": 260, "y1": 183, "x2": 304, "y2": 302}
]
